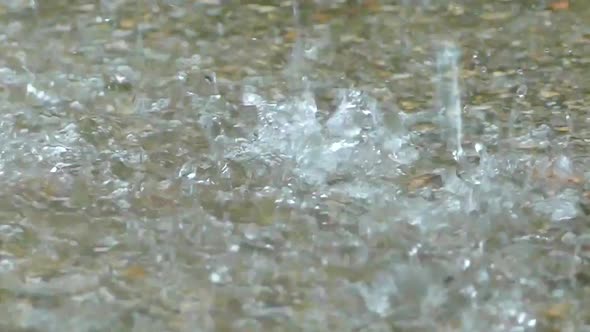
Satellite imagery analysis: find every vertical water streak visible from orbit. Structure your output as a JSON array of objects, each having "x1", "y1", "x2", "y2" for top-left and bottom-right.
[
  {"x1": 510, "y1": 84, "x2": 527, "y2": 140},
  {"x1": 565, "y1": 108, "x2": 574, "y2": 153},
  {"x1": 134, "y1": 0, "x2": 146, "y2": 113},
  {"x1": 135, "y1": 0, "x2": 145, "y2": 67},
  {"x1": 288, "y1": 0, "x2": 305, "y2": 90},
  {"x1": 436, "y1": 41, "x2": 463, "y2": 160}
]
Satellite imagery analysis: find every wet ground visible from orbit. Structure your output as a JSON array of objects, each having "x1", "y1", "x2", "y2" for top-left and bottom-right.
[{"x1": 0, "y1": 0, "x2": 590, "y2": 331}]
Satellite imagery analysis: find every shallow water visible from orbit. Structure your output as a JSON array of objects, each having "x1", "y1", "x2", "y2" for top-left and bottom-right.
[{"x1": 1, "y1": 0, "x2": 590, "y2": 331}]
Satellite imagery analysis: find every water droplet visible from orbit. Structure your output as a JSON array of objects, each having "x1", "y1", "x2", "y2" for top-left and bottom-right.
[
  {"x1": 462, "y1": 258, "x2": 471, "y2": 270},
  {"x1": 0, "y1": 259, "x2": 15, "y2": 273},
  {"x1": 516, "y1": 85, "x2": 527, "y2": 98},
  {"x1": 527, "y1": 319, "x2": 537, "y2": 327},
  {"x1": 209, "y1": 272, "x2": 221, "y2": 283}
]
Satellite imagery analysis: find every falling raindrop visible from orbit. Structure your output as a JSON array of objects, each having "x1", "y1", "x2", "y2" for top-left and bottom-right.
[{"x1": 436, "y1": 41, "x2": 463, "y2": 161}]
